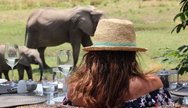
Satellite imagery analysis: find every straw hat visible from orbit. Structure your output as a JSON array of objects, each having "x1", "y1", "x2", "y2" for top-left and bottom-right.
[{"x1": 83, "y1": 18, "x2": 147, "y2": 52}]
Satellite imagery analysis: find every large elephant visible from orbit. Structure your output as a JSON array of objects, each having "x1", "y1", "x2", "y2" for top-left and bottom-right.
[
  {"x1": 0, "y1": 45, "x2": 43, "y2": 81},
  {"x1": 25, "y1": 6, "x2": 103, "y2": 69}
]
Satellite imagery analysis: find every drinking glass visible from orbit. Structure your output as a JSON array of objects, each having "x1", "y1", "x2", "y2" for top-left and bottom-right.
[
  {"x1": 57, "y1": 50, "x2": 73, "y2": 76},
  {"x1": 42, "y1": 72, "x2": 58, "y2": 105},
  {"x1": 42, "y1": 81, "x2": 57, "y2": 105},
  {"x1": 56, "y1": 50, "x2": 73, "y2": 92},
  {"x1": 52, "y1": 67, "x2": 64, "y2": 98},
  {"x1": 4, "y1": 44, "x2": 20, "y2": 84},
  {"x1": 52, "y1": 67, "x2": 63, "y2": 89}
]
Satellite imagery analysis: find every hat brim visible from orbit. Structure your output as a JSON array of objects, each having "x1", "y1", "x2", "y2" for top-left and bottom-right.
[{"x1": 83, "y1": 46, "x2": 147, "y2": 52}]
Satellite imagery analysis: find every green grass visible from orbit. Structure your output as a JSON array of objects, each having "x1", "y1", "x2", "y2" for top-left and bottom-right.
[{"x1": 0, "y1": 0, "x2": 188, "y2": 81}]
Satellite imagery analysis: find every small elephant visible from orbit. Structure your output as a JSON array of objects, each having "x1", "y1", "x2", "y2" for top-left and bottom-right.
[
  {"x1": 25, "y1": 6, "x2": 103, "y2": 69},
  {"x1": 0, "y1": 45, "x2": 43, "y2": 81}
]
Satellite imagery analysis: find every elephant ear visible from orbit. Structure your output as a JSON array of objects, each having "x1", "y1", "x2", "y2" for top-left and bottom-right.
[
  {"x1": 77, "y1": 15, "x2": 94, "y2": 36},
  {"x1": 90, "y1": 10, "x2": 103, "y2": 33},
  {"x1": 77, "y1": 10, "x2": 103, "y2": 36}
]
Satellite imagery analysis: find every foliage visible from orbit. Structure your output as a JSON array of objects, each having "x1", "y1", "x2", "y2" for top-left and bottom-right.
[
  {"x1": 172, "y1": 0, "x2": 188, "y2": 33},
  {"x1": 160, "y1": 45, "x2": 188, "y2": 75},
  {"x1": 161, "y1": 0, "x2": 188, "y2": 75}
]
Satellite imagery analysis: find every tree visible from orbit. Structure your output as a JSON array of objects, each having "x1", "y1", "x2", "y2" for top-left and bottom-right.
[{"x1": 161, "y1": 0, "x2": 188, "y2": 75}]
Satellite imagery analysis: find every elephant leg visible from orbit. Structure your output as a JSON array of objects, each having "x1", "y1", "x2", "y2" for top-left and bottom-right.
[
  {"x1": 25, "y1": 66, "x2": 33, "y2": 80},
  {"x1": 17, "y1": 64, "x2": 25, "y2": 80},
  {"x1": 0, "y1": 72, "x2": 2, "y2": 78},
  {"x1": 71, "y1": 43, "x2": 80, "y2": 68},
  {"x1": 53, "y1": 72, "x2": 56, "y2": 81},
  {"x1": 38, "y1": 47, "x2": 50, "y2": 69},
  {"x1": 39, "y1": 64, "x2": 43, "y2": 81},
  {"x1": 3, "y1": 71, "x2": 10, "y2": 81}
]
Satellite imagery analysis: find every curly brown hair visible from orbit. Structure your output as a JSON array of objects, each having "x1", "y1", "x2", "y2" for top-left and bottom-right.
[{"x1": 68, "y1": 51, "x2": 145, "y2": 108}]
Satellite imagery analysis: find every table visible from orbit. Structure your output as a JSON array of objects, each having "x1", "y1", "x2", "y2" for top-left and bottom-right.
[
  {"x1": 16, "y1": 103, "x2": 62, "y2": 108},
  {"x1": 0, "y1": 83, "x2": 66, "y2": 108},
  {"x1": 1, "y1": 83, "x2": 187, "y2": 108},
  {"x1": 170, "y1": 85, "x2": 188, "y2": 107}
]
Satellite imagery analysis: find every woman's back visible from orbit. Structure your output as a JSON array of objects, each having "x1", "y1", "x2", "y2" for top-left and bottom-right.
[
  {"x1": 62, "y1": 19, "x2": 173, "y2": 108},
  {"x1": 64, "y1": 74, "x2": 172, "y2": 107}
]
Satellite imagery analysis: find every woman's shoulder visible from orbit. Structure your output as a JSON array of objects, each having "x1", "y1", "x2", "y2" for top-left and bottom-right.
[
  {"x1": 124, "y1": 74, "x2": 163, "y2": 101},
  {"x1": 144, "y1": 74, "x2": 163, "y2": 88},
  {"x1": 133, "y1": 74, "x2": 163, "y2": 90}
]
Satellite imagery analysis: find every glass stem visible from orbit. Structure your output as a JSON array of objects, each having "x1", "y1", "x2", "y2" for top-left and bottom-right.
[
  {"x1": 60, "y1": 72, "x2": 62, "y2": 79},
  {"x1": 11, "y1": 68, "x2": 14, "y2": 82}
]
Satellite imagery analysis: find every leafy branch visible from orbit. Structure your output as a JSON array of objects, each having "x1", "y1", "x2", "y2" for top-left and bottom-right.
[
  {"x1": 160, "y1": 45, "x2": 188, "y2": 75},
  {"x1": 172, "y1": 0, "x2": 188, "y2": 33}
]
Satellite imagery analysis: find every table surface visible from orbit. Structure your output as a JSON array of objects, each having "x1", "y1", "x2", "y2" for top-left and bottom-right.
[
  {"x1": 0, "y1": 83, "x2": 66, "y2": 108},
  {"x1": 169, "y1": 85, "x2": 188, "y2": 107},
  {"x1": 170, "y1": 86, "x2": 188, "y2": 97},
  {"x1": 16, "y1": 103, "x2": 62, "y2": 108}
]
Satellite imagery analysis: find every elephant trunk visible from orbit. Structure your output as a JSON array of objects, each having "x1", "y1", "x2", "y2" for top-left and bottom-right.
[
  {"x1": 39, "y1": 63, "x2": 44, "y2": 81},
  {"x1": 36, "y1": 54, "x2": 44, "y2": 81}
]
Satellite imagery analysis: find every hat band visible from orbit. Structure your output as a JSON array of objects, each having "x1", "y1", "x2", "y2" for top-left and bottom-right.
[{"x1": 93, "y1": 42, "x2": 136, "y2": 47}]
